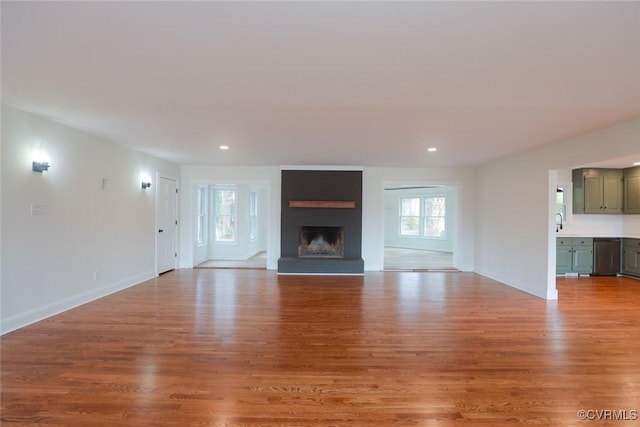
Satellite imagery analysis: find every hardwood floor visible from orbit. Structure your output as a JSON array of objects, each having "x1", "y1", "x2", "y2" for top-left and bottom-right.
[
  {"x1": 2, "y1": 271, "x2": 639, "y2": 426},
  {"x1": 196, "y1": 251, "x2": 268, "y2": 269},
  {"x1": 383, "y1": 247, "x2": 455, "y2": 271}
]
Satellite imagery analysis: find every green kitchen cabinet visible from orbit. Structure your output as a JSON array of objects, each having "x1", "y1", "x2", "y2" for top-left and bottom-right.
[
  {"x1": 556, "y1": 237, "x2": 593, "y2": 275},
  {"x1": 573, "y1": 168, "x2": 623, "y2": 214},
  {"x1": 622, "y1": 238, "x2": 640, "y2": 277},
  {"x1": 623, "y1": 167, "x2": 640, "y2": 214}
]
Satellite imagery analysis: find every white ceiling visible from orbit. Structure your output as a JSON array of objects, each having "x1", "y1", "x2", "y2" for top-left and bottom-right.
[{"x1": 2, "y1": 1, "x2": 639, "y2": 168}]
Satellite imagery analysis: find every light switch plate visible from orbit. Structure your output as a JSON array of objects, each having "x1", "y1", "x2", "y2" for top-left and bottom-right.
[{"x1": 31, "y1": 204, "x2": 46, "y2": 215}]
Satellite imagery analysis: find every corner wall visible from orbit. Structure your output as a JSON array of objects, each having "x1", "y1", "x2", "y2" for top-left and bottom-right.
[
  {"x1": 1, "y1": 106, "x2": 180, "y2": 333},
  {"x1": 475, "y1": 118, "x2": 640, "y2": 299}
]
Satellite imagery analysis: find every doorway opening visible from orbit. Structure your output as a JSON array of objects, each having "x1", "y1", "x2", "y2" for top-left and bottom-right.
[
  {"x1": 382, "y1": 184, "x2": 457, "y2": 271},
  {"x1": 156, "y1": 175, "x2": 179, "y2": 275},
  {"x1": 194, "y1": 181, "x2": 270, "y2": 270}
]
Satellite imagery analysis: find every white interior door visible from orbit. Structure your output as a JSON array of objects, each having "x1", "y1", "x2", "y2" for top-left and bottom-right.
[{"x1": 157, "y1": 176, "x2": 178, "y2": 274}]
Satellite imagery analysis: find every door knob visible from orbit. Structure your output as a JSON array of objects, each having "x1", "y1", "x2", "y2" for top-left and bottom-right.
[{"x1": 159, "y1": 229, "x2": 164, "y2": 233}]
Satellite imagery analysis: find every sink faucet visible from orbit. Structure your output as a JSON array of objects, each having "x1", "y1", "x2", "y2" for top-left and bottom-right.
[{"x1": 556, "y1": 213, "x2": 563, "y2": 232}]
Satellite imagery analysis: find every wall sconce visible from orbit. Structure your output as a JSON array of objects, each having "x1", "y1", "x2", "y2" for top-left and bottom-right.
[
  {"x1": 140, "y1": 173, "x2": 152, "y2": 190},
  {"x1": 32, "y1": 149, "x2": 50, "y2": 173},
  {"x1": 32, "y1": 161, "x2": 50, "y2": 173}
]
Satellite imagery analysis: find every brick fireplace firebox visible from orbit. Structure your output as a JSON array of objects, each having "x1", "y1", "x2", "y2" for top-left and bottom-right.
[{"x1": 277, "y1": 169, "x2": 364, "y2": 274}]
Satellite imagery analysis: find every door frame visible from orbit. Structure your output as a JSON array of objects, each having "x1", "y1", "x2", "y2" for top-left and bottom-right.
[
  {"x1": 189, "y1": 178, "x2": 271, "y2": 268},
  {"x1": 156, "y1": 172, "x2": 180, "y2": 275},
  {"x1": 380, "y1": 180, "x2": 461, "y2": 271}
]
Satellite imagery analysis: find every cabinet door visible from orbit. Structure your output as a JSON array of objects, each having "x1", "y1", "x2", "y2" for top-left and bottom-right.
[
  {"x1": 624, "y1": 175, "x2": 640, "y2": 214},
  {"x1": 602, "y1": 174, "x2": 623, "y2": 213},
  {"x1": 572, "y1": 246, "x2": 593, "y2": 274},
  {"x1": 584, "y1": 175, "x2": 604, "y2": 213},
  {"x1": 622, "y1": 240, "x2": 640, "y2": 276},
  {"x1": 556, "y1": 245, "x2": 573, "y2": 274}
]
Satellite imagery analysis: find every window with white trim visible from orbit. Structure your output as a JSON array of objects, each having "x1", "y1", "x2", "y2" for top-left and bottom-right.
[
  {"x1": 249, "y1": 190, "x2": 258, "y2": 241},
  {"x1": 196, "y1": 186, "x2": 207, "y2": 246},
  {"x1": 214, "y1": 186, "x2": 237, "y2": 242},
  {"x1": 423, "y1": 196, "x2": 446, "y2": 237},
  {"x1": 399, "y1": 195, "x2": 447, "y2": 238},
  {"x1": 400, "y1": 197, "x2": 421, "y2": 236}
]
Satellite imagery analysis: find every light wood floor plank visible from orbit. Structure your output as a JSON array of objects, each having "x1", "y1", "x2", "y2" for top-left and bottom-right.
[{"x1": 2, "y1": 271, "x2": 639, "y2": 425}]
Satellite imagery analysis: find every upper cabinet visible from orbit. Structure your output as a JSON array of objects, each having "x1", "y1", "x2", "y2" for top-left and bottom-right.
[
  {"x1": 573, "y1": 168, "x2": 623, "y2": 214},
  {"x1": 623, "y1": 167, "x2": 640, "y2": 214},
  {"x1": 573, "y1": 166, "x2": 640, "y2": 215}
]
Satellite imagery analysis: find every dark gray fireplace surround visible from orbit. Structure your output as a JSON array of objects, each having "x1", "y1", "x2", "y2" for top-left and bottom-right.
[{"x1": 278, "y1": 169, "x2": 364, "y2": 274}]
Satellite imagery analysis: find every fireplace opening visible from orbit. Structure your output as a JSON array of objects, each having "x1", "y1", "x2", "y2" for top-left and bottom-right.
[{"x1": 298, "y1": 226, "x2": 344, "y2": 258}]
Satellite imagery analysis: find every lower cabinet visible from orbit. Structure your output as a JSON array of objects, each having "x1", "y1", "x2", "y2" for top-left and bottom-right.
[
  {"x1": 622, "y1": 238, "x2": 640, "y2": 277},
  {"x1": 557, "y1": 238, "x2": 593, "y2": 275}
]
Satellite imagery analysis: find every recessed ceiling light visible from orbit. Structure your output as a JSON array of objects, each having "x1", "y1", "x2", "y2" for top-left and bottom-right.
[
  {"x1": 633, "y1": 162, "x2": 640, "y2": 166},
  {"x1": 219, "y1": 145, "x2": 229, "y2": 150},
  {"x1": 427, "y1": 147, "x2": 437, "y2": 152}
]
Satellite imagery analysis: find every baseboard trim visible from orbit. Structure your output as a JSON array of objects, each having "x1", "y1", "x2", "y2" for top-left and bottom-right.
[{"x1": 1, "y1": 270, "x2": 156, "y2": 335}]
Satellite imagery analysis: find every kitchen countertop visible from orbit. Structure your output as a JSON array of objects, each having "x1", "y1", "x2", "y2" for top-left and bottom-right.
[{"x1": 556, "y1": 234, "x2": 640, "y2": 239}]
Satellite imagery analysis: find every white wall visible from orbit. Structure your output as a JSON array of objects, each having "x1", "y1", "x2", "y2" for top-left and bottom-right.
[
  {"x1": 623, "y1": 214, "x2": 640, "y2": 238},
  {"x1": 383, "y1": 186, "x2": 456, "y2": 252},
  {"x1": 1, "y1": 106, "x2": 179, "y2": 334},
  {"x1": 180, "y1": 166, "x2": 476, "y2": 272},
  {"x1": 475, "y1": 118, "x2": 640, "y2": 300}
]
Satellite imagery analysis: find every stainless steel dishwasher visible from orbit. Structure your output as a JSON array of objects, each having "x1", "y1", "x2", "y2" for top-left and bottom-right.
[{"x1": 592, "y1": 238, "x2": 621, "y2": 276}]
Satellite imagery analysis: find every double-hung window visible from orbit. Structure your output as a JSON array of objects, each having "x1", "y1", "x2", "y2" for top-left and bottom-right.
[
  {"x1": 400, "y1": 197, "x2": 421, "y2": 236},
  {"x1": 214, "y1": 186, "x2": 237, "y2": 242},
  {"x1": 196, "y1": 186, "x2": 207, "y2": 246},
  {"x1": 423, "y1": 196, "x2": 446, "y2": 237},
  {"x1": 249, "y1": 190, "x2": 258, "y2": 241},
  {"x1": 399, "y1": 195, "x2": 446, "y2": 238}
]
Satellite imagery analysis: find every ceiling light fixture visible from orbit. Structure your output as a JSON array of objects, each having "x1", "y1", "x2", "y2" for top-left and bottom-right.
[
  {"x1": 633, "y1": 162, "x2": 640, "y2": 166},
  {"x1": 427, "y1": 147, "x2": 437, "y2": 152},
  {"x1": 219, "y1": 145, "x2": 229, "y2": 150}
]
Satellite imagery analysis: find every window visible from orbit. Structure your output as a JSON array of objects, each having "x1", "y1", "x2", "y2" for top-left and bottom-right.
[
  {"x1": 399, "y1": 195, "x2": 447, "y2": 238},
  {"x1": 196, "y1": 186, "x2": 207, "y2": 246},
  {"x1": 400, "y1": 197, "x2": 421, "y2": 236},
  {"x1": 423, "y1": 196, "x2": 446, "y2": 237},
  {"x1": 214, "y1": 186, "x2": 237, "y2": 242},
  {"x1": 249, "y1": 190, "x2": 258, "y2": 241},
  {"x1": 556, "y1": 187, "x2": 566, "y2": 219}
]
